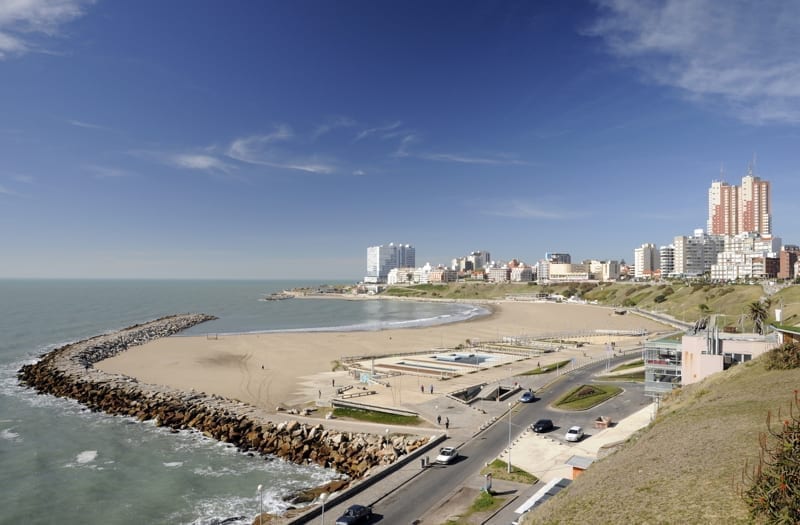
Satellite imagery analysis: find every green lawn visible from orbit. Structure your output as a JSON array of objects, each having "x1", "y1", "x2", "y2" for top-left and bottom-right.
[
  {"x1": 555, "y1": 384, "x2": 622, "y2": 410},
  {"x1": 332, "y1": 407, "x2": 421, "y2": 425}
]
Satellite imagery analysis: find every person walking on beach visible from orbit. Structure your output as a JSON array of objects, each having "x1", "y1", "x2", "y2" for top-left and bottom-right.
[
  {"x1": 420, "y1": 385, "x2": 424, "y2": 394},
  {"x1": 437, "y1": 415, "x2": 441, "y2": 425},
  {"x1": 430, "y1": 384, "x2": 434, "y2": 394},
  {"x1": 445, "y1": 417, "x2": 449, "y2": 430}
]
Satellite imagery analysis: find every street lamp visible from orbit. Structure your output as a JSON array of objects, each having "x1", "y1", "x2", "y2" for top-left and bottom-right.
[
  {"x1": 257, "y1": 484, "x2": 263, "y2": 525},
  {"x1": 507, "y1": 401, "x2": 512, "y2": 474},
  {"x1": 320, "y1": 492, "x2": 328, "y2": 525}
]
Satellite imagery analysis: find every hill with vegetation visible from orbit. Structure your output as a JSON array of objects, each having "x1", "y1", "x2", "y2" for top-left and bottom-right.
[
  {"x1": 525, "y1": 349, "x2": 799, "y2": 524},
  {"x1": 380, "y1": 282, "x2": 800, "y2": 330}
]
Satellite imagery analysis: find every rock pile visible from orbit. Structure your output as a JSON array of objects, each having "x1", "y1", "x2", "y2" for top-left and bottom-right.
[{"x1": 17, "y1": 314, "x2": 429, "y2": 481}]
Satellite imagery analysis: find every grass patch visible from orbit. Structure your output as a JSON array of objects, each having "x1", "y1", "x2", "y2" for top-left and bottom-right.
[
  {"x1": 596, "y1": 372, "x2": 644, "y2": 382},
  {"x1": 480, "y1": 459, "x2": 538, "y2": 484},
  {"x1": 555, "y1": 384, "x2": 622, "y2": 410},
  {"x1": 332, "y1": 407, "x2": 421, "y2": 425},
  {"x1": 528, "y1": 357, "x2": 800, "y2": 525},
  {"x1": 610, "y1": 359, "x2": 644, "y2": 372},
  {"x1": 520, "y1": 360, "x2": 572, "y2": 375}
]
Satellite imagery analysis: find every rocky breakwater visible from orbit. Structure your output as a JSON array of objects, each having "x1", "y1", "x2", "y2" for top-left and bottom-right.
[{"x1": 17, "y1": 314, "x2": 430, "y2": 483}]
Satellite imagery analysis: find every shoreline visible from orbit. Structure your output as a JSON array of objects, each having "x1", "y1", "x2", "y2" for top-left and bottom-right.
[
  {"x1": 16, "y1": 314, "x2": 430, "y2": 488},
  {"x1": 97, "y1": 301, "x2": 668, "y2": 412}
]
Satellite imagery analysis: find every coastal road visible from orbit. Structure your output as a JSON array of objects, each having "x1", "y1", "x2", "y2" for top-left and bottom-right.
[{"x1": 368, "y1": 354, "x2": 647, "y2": 524}]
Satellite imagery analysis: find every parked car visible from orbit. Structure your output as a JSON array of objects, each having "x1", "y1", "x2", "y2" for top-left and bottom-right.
[
  {"x1": 531, "y1": 419, "x2": 554, "y2": 433},
  {"x1": 565, "y1": 426, "x2": 584, "y2": 442},
  {"x1": 335, "y1": 504, "x2": 373, "y2": 525},
  {"x1": 435, "y1": 446, "x2": 459, "y2": 464},
  {"x1": 519, "y1": 390, "x2": 536, "y2": 403}
]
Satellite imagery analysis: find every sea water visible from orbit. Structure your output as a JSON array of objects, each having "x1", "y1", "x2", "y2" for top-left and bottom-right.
[{"x1": 0, "y1": 279, "x2": 487, "y2": 524}]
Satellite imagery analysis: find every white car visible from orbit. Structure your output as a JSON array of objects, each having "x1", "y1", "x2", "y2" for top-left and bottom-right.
[
  {"x1": 565, "y1": 426, "x2": 584, "y2": 442},
  {"x1": 435, "y1": 446, "x2": 459, "y2": 464}
]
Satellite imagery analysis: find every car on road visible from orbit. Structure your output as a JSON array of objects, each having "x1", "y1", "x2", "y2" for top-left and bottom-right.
[
  {"x1": 565, "y1": 426, "x2": 584, "y2": 442},
  {"x1": 519, "y1": 390, "x2": 535, "y2": 403},
  {"x1": 335, "y1": 504, "x2": 373, "y2": 525},
  {"x1": 435, "y1": 446, "x2": 459, "y2": 464},
  {"x1": 531, "y1": 419, "x2": 554, "y2": 433}
]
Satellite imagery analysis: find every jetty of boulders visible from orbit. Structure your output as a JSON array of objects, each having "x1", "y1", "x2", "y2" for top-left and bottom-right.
[{"x1": 17, "y1": 314, "x2": 429, "y2": 483}]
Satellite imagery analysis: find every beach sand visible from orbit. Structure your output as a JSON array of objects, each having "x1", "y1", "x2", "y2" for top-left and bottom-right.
[{"x1": 97, "y1": 301, "x2": 669, "y2": 412}]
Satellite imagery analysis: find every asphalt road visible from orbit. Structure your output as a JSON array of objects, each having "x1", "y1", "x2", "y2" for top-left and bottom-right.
[{"x1": 369, "y1": 354, "x2": 648, "y2": 524}]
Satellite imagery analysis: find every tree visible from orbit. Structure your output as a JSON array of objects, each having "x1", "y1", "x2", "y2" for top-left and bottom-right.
[{"x1": 747, "y1": 299, "x2": 771, "y2": 335}]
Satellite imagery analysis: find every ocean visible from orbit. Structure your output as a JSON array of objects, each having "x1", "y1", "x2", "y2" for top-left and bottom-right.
[{"x1": 0, "y1": 279, "x2": 487, "y2": 524}]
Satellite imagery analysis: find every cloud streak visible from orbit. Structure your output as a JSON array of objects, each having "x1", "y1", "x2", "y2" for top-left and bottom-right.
[
  {"x1": 586, "y1": 0, "x2": 800, "y2": 124},
  {"x1": 69, "y1": 119, "x2": 109, "y2": 130},
  {"x1": 227, "y1": 127, "x2": 335, "y2": 174},
  {"x1": 0, "y1": 0, "x2": 94, "y2": 59},
  {"x1": 169, "y1": 154, "x2": 233, "y2": 173},
  {"x1": 420, "y1": 153, "x2": 531, "y2": 166},
  {"x1": 354, "y1": 121, "x2": 403, "y2": 141}
]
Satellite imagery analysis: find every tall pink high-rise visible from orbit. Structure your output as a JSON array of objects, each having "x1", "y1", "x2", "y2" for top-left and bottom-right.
[{"x1": 707, "y1": 167, "x2": 771, "y2": 236}]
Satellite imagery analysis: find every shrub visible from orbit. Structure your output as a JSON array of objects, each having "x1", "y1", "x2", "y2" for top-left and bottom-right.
[
  {"x1": 741, "y1": 390, "x2": 800, "y2": 523},
  {"x1": 654, "y1": 295, "x2": 667, "y2": 304},
  {"x1": 764, "y1": 343, "x2": 800, "y2": 370}
]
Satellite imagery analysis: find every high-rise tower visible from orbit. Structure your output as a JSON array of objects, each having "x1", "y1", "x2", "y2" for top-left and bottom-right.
[{"x1": 707, "y1": 166, "x2": 771, "y2": 237}]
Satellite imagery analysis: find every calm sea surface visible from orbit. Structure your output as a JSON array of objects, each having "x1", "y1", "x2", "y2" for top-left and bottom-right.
[{"x1": 0, "y1": 279, "x2": 487, "y2": 524}]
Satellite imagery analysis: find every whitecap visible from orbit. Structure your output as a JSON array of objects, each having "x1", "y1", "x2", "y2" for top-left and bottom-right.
[
  {"x1": 163, "y1": 461, "x2": 183, "y2": 468},
  {"x1": 76, "y1": 450, "x2": 98, "y2": 464},
  {"x1": 1, "y1": 428, "x2": 21, "y2": 442}
]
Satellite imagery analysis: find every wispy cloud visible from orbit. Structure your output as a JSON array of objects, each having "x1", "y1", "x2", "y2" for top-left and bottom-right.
[
  {"x1": 585, "y1": 0, "x2": 800, "y2": 124},
  {"x1": 227, "y1": 127, "x2": 335, "y2": 174},
  {"x1": 0, "y1": 183, "x2": 14, "y2": 195},
  {"x1": 84, "y1": 165, "x2": 131, "y2": 179},
  {"x1": 420, "y1": 153, "x2": 531, "y2": 166},
  {"x1": 391, "y1": 134, "x2": 416, "y2": 158},
  {"x1": 352, "y1": 169, "x2": 366, "y2": 176},
  {"x1": 13, "y1": 174, "x2": 34, "y2": 184},
  {"x1": 354, "y1": 121, "x2": 403, "y2": 142},
  {"x1": 0, "y1": 0, "x2": 95, "y2": 59},
  {"x1": 169, "y1": 154, "x2": 233, "y2": 173},
  {"x1": 69, "y1": 119, "x2": 109, "y2": 130},
  {"x1": 481, "y1": 199, "x2": 571, "y2": 220},
  {"x1": 312, "y1": 116, "x2": 356, "y2": 139}
]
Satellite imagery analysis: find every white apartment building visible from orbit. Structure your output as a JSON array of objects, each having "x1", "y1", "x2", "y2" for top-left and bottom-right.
[
  {"x1": 365, "y1": 243, "x2": 416, "y2": 283},
  {"x1": 634, "y1": 243, "x2": 659, "y2": 279},
  {"x1": 548, "y1": 263, "x2": 590, "y2": 282},
  {"x1": 510, "y1": 266, "x2": 534, "y2": 282},
  {"x1": 710, "y1": 232, "x2": 781, "y2": 281},
  {"x1": 487, "y1": 267, "x2": 511, "y2": 282},
  {"x1": 387, "y1": 267, "x2": 418, "y2": 285},
  {"x1": 673, "y1": 229, "x2": 725, "y2": 277},
  {"x1": 659, "y1": 245, "x2": 675, "y2": 276},
  {"x1": 601, "y1": 260, "x2": 620, "y2": 281}
]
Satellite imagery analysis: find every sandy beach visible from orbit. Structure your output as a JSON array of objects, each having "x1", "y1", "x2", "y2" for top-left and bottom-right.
[{"x1": 97, "y1": 301, "x2": 669, "y2": 412}]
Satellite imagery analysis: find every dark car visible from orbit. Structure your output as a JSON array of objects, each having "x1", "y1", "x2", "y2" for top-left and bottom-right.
[
  {"x1": 531, "y1": 419, "x2": 554, "y2": 433},
  {"x1": 519, "y1": 390, "x2": 536, "y2": 403},
  {"x1": 335, "y1": 504, "x2": 373, "y2": 525}
]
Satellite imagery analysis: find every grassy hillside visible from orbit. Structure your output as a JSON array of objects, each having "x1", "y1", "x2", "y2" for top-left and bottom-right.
[
  {"x1": 380, "y1": 282, "x2": 800, "y2": 328},
  {"x1": 526, "y1": 357, "x2": 800, "y2": 524}
]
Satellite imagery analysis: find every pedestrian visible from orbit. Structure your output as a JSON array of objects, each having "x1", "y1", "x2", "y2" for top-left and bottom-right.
[
  {"x1": 445, "y1": 417, "x2": 449, "y2": 430},
  {"x1": 318, "y1": 390, "x2": 321, "y2": 398},
  {"x1": 437, "y1": 415, "x2": 441, "y2": 425},
  {"x1": 537, "y1": 361, "x2": 540, "y2": 368},
  {"x1": 420, "y1": 385, "x2": 424, "y2": 394},
  {"x1": 332, "y1": 378, "x2": 335, "y2": 387},
  {"x1": 430, "y1": 384, "x2": 434, "y2": 394}
]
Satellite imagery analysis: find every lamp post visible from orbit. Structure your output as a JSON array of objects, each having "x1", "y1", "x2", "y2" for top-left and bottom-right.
[
  {"x1": 257, "y1": 484, "x2": 263, "y2": 525},
  {"x1": 320, "y1": 492, "x2": 328, "y2": 525},
  {"x1": 507, "y1": 401, "x2": 512, "y2": 474}
]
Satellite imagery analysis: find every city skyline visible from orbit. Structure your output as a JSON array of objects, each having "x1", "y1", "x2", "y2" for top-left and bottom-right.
[{"x1": 2, "y1": 1, "x2": 800, "y2": 280}]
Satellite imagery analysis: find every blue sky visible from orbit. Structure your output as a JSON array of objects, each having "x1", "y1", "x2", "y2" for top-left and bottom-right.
[{"x1": 1, "y1": 0, "x2": 799, "y2": 279}]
